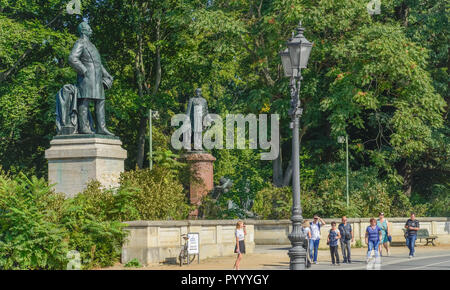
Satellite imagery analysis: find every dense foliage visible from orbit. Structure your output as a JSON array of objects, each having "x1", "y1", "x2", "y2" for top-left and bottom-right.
[
  {"x1": 0, "y1": 0, "x2": 448, "y2": 218},
  {"x1": 0, "y1": 166, "x2": 191, "y2": 269}
]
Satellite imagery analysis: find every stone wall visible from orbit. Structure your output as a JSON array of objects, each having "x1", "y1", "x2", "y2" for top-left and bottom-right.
[
  {"x1": 121, "y1": 220, "x2": 255, "y2": 266},
  {"x1": 253, "y1": 217, "x2": 450, "y2": 247},
  {"x1": 122, "y1": 217, "x2": 449, "y2": 266}
]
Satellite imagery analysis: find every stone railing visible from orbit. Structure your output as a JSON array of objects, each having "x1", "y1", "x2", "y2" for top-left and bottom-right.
[
  {"x1": 253, "y1": 217, "x2": 450, "y2": 247},
  {"x1": 122, "y1": 217, "x2": 449, "y2": 266},
  {"x1": 121, "y1": 220, "x2": 255, "y2": 266}
]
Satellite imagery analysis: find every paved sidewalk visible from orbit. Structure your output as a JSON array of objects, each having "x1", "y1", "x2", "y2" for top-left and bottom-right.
[{"x1": 107, "y1": 244, "x2": 450, "y2": 270}]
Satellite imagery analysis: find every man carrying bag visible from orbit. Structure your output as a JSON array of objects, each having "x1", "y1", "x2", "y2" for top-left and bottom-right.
[{"x1": 338, "y1": 216, "x2": 354, "y2": 263}]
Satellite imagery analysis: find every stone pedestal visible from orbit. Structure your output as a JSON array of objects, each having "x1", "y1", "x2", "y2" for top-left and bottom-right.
[
  {"x1": 45, "y1": 134, "x2": 127, "y2": 198},
  {"x1": 185, "y1": 152, "x2": 216, "y2": 218}
]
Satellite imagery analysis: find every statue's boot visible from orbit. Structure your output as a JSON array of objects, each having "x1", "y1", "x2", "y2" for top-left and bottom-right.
[
  {"x1": 78, "y1": 99, "x2": 95, "y2": 134},
  {"x1": 95, "y1": 99, "x2": 114, "y2": 136}
]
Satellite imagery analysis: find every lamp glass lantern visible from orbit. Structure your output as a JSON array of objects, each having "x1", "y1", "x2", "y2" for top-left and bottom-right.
[
  {"x1": 280, "y1": 49, "x2": 293, "y2": 77},
  {"x1": 286, "y1": 24, "x2": 312, "y2": 70}
]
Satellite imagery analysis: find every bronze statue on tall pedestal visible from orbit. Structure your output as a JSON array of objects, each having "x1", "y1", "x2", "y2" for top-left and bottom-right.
[
  {"x1": 55, "y1": 21, "x2": 114, "y2": 136},
  {"x1": 183, "y1": 88, "x2": 216, "y2": 218}
]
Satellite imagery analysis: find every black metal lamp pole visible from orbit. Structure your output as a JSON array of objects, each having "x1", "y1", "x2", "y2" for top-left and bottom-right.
[{"x1": 280, "y1": 22, "x2": 312, "y2": 270}]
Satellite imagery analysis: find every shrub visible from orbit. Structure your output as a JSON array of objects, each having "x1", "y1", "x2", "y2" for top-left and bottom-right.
[
  {"x1": 60, "y1": 182, "x2": 128, "y2": 269},
  {"x1": 0, "y1": 174, "x2": 128, "y2": 269},
  {"x1": 354, "y1": 240, "x2": 363, "y2": 248},
  {"x1": 118, "y1": 166, "x2": 192, "y2": 220},
  {"x1": 212, "y1": 149, "x2": 271, "y2": 218},
  {"x1": 124, "y1": 258, "x2": 142, "y2": 268},
  {"x1": 0, "y1": 165, "x2": 194, "y2": 269},
  {"x1": 252, "y1": 165, "x2": 428, "y2": 219},
  {"x1": 253, "y1": 184, "x2": 292, "y2": 219},
  {"x1": 0, "y1": 173, "x2": 68, "y2": 269}
]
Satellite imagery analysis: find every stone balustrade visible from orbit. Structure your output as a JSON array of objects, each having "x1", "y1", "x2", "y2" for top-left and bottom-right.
[
  {"x1": 122, "y1": 217, "x2": 450, "y2": 266},
  {"x1": 121, "y1": 220, "x2": 255, "y2": 266}
]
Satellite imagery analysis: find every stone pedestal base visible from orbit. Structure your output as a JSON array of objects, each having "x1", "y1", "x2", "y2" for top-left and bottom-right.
[
  {"x1": 185, "y1": 152, "x2": 216, "y2": 218},
  {"x1": 45, "y1": 134, "x2": 127, "y2": 198}
]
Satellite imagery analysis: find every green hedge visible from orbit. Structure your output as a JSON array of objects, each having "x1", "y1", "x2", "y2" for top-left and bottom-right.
[{"x1": 0, "y1": 166, "x2": 192, "y2": 269}]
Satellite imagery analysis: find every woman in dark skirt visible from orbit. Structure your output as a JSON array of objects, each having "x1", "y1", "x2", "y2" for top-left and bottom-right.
[{"x1": 233, "y1": 221, "x2": 246, "y2": 270}]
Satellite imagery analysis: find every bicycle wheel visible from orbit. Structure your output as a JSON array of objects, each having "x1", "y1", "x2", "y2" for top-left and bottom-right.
[
  {"x1": 188, "y1": 254, "x2": 196, "y2": 264},
  {"x1": 179, "y1": 251, "x2": 184, "y2": 267}
]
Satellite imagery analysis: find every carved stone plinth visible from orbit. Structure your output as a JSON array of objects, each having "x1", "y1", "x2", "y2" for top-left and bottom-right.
[
  {"x1": 185, "y1": 152, "x2": 216, "y2": 218},
  {"x1": 45, "y1": 134, "x2": 127, "y2": 198}
]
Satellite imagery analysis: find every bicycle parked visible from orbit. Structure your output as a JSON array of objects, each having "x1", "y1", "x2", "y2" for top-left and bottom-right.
[{"x1": 178, "y1": 234, "x2": 196, "y2": 266}]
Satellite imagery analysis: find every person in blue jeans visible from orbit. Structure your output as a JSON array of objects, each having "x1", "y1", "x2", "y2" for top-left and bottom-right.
[
  {"x1": 327, "y1": 222, "x2": 341, "y2": 266},
  {"x1": 405, "y1": 213, "x2": 420, "y2": 258},
  {"x1": 365, "y1": 218, "x2": 382, "y2": 263},
  {"x1": 309, "y1": 214, "x2": 326, "y2": 264}
]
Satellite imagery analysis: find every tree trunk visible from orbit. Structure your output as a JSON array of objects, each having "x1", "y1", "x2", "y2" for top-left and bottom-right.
[
  {"x1": 402, "y1": 162, "x2": 413, "y2": 197},
  {"x1": 135, "y1": 16, "x2": 161, "y2": 168},
  {"x1": 136, "y1": 116, "x2": 149, "y2": 168},
  {"x1": 282, "y1": 160, "x2": 293, "y2": 187},
  {"x1": 135, "y1": 30, "x2": 146, "y2": 168},
  {"x1": 273, "y1": 149, "x2": 283, "y2": 187}
]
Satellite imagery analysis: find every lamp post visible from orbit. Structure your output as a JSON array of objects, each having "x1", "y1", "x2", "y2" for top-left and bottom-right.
[
  {"x1": 280, "y1": 21, "x2": 312, "y2": 270},
  {"x1": 338, "y1": 135, "x2": 349, "y2": 207}
]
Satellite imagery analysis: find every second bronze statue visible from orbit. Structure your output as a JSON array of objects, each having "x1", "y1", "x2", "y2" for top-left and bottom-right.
[{"x1": 66, "y1": 21, "x2": 114, "y2": 135}]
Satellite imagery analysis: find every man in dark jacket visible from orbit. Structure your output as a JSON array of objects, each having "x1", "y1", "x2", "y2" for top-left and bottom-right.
[
  {"x1": 405, "y1": 213, "x2": 420, "y2": 258},
  {"x1": 338, "y1": 216, "x2": 354, "y2": 263},
  {"x1": 68, "y1": 22, "x2": 114, "y2": 135}
]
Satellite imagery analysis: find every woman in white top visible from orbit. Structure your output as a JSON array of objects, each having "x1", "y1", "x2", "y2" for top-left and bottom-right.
[
  {"x1": 233, "y1": 221, "x2": 246, "y2": 270},
  {"x1": 302, "y1": 220, "x2": 312, "y2": 267}
]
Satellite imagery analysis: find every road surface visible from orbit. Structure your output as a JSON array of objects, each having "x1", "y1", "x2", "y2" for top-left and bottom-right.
[{"x1": 105, "y1": 244, "x2": 450, "y2": 270}]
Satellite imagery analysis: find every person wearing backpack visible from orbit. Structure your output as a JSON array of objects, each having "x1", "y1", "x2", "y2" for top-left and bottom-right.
[
  {"x1": 309, "y1": 214, "x2": 326, "y2": 264},
  {"x1": 338, "y1": 216, "x2": 354, "y2": 263}
]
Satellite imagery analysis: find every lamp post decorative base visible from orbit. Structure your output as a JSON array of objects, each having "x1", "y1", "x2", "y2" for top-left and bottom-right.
[{"x1": 287, "y1": 215, "x2": 307, "y2": 270}]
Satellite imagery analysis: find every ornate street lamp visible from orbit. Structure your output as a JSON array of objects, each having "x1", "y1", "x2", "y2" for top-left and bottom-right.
[{"x1": 280, "y1": 21, "x2": 312, "y2": 270}]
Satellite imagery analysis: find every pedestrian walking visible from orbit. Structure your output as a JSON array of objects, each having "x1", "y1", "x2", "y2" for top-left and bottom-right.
[
  {"x1": 338, "y1": 216, "x2": 353, "y2": 263},
  {"x1": 310, "y1": 214, "x2": 326, "y2": 264},
  {"x1": 233, "y1": 221, "x2": 246, "y2": 270},
  {"x1": 302, "y1": 220, "x2": 312, "y2": 268},
  {"x1": 377, "y1": 212, "x2": 391, "y2": 256},
  {"x1": 365, "y1": 218, "x2": 382, "y2": 263},
  {"x1": 327, "y1": 222, "x2": 341, "y2": 266},
  {"x1": 405, "y1": 213, "x2": 420, "y2": 258}
]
